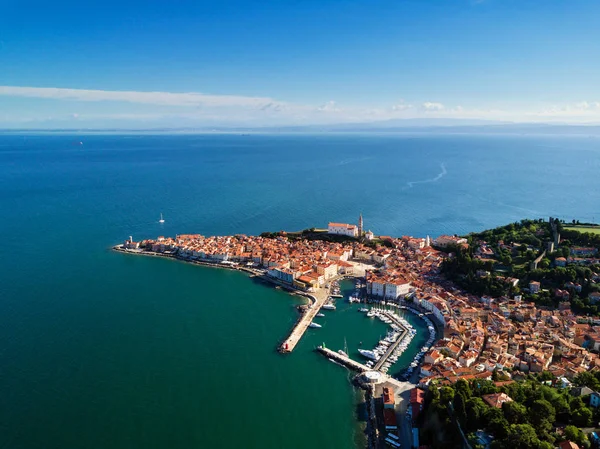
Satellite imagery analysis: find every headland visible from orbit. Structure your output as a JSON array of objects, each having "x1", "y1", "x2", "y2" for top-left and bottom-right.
[{"x1": 114, "y1": 216, "x2": 600, "y2": 449}]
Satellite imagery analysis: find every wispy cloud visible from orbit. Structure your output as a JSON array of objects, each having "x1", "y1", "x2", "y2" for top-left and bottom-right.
[
  {"x1": 317, "y1": 100, "x2": 340, "y2": 112},
  {"x1": 0, "y1": 86, "x2": 280, "y2": 108},
  {"x1": 2, "y1": 85, "x2": 600, "y2": 126},
  {"x1": 421, "y1": 102, "x2": 445, "y2": 111},
  {"x1": 535, "y1": 101, "x2": 600, "y2": 118}
]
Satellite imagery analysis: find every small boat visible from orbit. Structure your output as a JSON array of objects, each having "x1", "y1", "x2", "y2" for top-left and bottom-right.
[
  {"x1": 309, "y1": 322, "x2": 322, "y2": 328},
  {"x1": 159, "y1": 213, "x2": 165, "y2": 223},
  {"x1": 316, "y1": 313, "x2": 325, "y2": 317},
  {"x1": 322, "y1": 304, "x2": 336, "y2": 310},
  {"x1": 358, "y1": 307, "x2": 369, "y2": 313}
]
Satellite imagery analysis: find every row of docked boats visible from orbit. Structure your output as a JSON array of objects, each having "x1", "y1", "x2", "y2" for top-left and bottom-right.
[
  {"x1": 357, "y1": 308, "x2": 418, "y2": 373},
  {"x1": 355, "y1": 302, "x2": 439, "y2": 376},
  {"x1": 400, "y1": 312, "x2": 437, "y2": 380}
]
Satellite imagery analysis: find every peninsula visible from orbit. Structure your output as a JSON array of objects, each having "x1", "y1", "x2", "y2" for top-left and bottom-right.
[{"x1": 114, "y1": 216, "x2": 600, "y2": 449}]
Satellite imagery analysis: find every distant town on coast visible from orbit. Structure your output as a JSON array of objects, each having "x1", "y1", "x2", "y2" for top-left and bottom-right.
[{"x1": 116, "y1": 215, "x2": 600, "y2": 449}]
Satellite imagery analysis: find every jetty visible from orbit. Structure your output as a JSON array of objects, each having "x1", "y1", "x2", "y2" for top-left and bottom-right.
[
  {"x1": 373, "y1": 311, "x2": 409, "y2": 371},
  {"x1": 316, "y1": 346, "x2": 370, "y2": 372},
  {"x1": 279, "y1": 288, "x2": 330, "y2": 353}
]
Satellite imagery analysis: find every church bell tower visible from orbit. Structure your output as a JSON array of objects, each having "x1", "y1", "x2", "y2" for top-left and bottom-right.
[{"x1": 358, "y1": 213, "x2": 363, "y2": 237}]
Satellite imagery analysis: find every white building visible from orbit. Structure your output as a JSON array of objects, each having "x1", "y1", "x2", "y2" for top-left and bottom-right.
[
  {"x1": 384, "y1": 280, "x2": 412, "y2": 300},
  {"x1": 316, "y1": 262, "x2": 338, "y2": 280},
  {"x1": 370, "y1": 279, "x2": 386, "y2": 297},
  {"x1": 328, "y1": 222, "x2": 359, "y2": 238}
]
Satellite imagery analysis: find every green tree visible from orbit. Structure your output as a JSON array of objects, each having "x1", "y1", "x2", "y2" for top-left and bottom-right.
[
  {"x1": 572, "y1": 407, "x2": 592, "y2": 427},
  {"x1": 505, "y1": 423, "x2": 540, "y2": 449},
  {"x1": 529, "y1": 399, "x2": 555, "y2": 434},
  {"x1": 455, "y1": 378, "x2": 472, "y2": 399},
  {"x1": 564, "y1": 424, "x2": 589, "y2": 448},
  {"x1": 466, "y1": 397, "x2": 488, "y2": 430},
  {"x1": 570, "y1": 396, "x2": 585, "y2": 411},
  {"x1": 574, "y1": 371, "x2": 600, "y2": 391},
  {"x1": 454, "y1": 392, "x2": 468, "y2": 427},
  {"x1": 440, "y1": 386, "x2": 455, "y2": 404},
  {"x1": 485, "y1": 408, "x2": 510, "y2": 439},
  {"x1": 502, "y1": 401, "x2": 528, "y2": 424}
]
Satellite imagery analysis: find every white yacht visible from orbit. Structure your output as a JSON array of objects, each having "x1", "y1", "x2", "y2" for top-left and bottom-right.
[
  {"x1": 322, "y1": 304, "x2": 336, "y2": 310},
  {"x1": 358, "y1": 349, "x2": 378, "y2": 360},
  {"x1": 309, "y1": 322, "x2": 322, "y2": 328}
]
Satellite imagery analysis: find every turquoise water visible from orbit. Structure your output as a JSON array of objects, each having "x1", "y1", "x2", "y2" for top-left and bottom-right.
[{"x1": 1, "y1": 133, "x2": 600, "y2": 448}]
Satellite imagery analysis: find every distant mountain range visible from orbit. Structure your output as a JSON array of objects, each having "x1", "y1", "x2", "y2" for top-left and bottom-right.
[{"x1": 3, "y1": 118, "x2": 600, "y2": 135}]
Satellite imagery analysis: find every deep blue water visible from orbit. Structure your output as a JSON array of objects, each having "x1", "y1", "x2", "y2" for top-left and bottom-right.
[{"x1": 0, "y1": 133, "x2": 599, "y2": 448}]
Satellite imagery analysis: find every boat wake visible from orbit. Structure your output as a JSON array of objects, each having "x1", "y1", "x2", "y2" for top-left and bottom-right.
[{"x1": 406, "y1": 163, "x2": 446, "y2": 188}]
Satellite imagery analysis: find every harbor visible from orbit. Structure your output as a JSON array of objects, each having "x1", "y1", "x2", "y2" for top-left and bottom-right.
[{"x1": 113, "y1": 231, "x2": 438, "y2": 449}]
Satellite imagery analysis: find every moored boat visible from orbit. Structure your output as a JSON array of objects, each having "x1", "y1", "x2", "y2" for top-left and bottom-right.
[{"x1": 358, "y1": 349, "x2": 378, "y2": 360}]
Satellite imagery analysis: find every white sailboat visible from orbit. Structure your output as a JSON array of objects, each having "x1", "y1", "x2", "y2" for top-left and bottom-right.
[{"x1": 159, "y1": 213, "x2": 165, "y2": 223}]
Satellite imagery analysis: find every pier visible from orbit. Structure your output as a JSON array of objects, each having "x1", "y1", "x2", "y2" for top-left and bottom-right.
[
  {"x1": 373, "y1": 311, "x2": 409, "y2": 371},
  {"x1": 278, "y1": 288, "x2": 330, "y2": 353},
  {"x1": 316, "y1": 346, "x2": 370, "y2": 372}
]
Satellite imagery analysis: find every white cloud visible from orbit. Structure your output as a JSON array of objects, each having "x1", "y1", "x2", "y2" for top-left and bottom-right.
[
  {"x1": 317, "y1": 100, "x2": 340, "y2": 112},
  {"x1": 3, "y1": 85, "x2": 600, "y2": 126},
  {"x1": 536, "y1": 101, "x2": 600, "y2": 118},
  {"x1": 421, "y1": 102, "x2": 445, "y2": 111},
  {"x1": 391, "y1": 101, "x2": 413, "y2": 111},
  {"x1": 0, "y1": 85, "x2": 280, "y2": 109}
]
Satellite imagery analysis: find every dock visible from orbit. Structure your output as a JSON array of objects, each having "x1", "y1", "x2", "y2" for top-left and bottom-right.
[
  {"x1": 373, "y1": 312, "x2": 409, "y2": 371},
  {"x1": 316, "y1": 346, "x2": 370, "y2": 372},
  {"x1": 279, "y1": 288, "x2": 330, "y2": 353}
]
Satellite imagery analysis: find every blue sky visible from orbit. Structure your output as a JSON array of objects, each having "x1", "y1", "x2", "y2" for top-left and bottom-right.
[{"x1": 1, "y1": 0, "x2": 600, "y2": 127}]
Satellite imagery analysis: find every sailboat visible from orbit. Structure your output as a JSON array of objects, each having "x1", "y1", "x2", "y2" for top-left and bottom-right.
[
  {"x1": 338, "y1": 337, "x2": 349, "y2": 357},
  {"x1": 159, "y1": 213, "x2": 165, "y2": 224}
]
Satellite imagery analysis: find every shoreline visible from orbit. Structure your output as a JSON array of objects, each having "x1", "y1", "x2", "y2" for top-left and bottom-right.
[
  {"x1": 113, "y1": 243, "x2": 430, "y2": 449},
  {"x1": 112, "y1": 244, "x2": 322, "y2": 348}
]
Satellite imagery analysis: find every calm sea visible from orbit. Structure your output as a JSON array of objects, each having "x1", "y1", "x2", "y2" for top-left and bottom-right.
[{"x1": 0, "y1": 132, "x2": 599, "y2": 449}]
